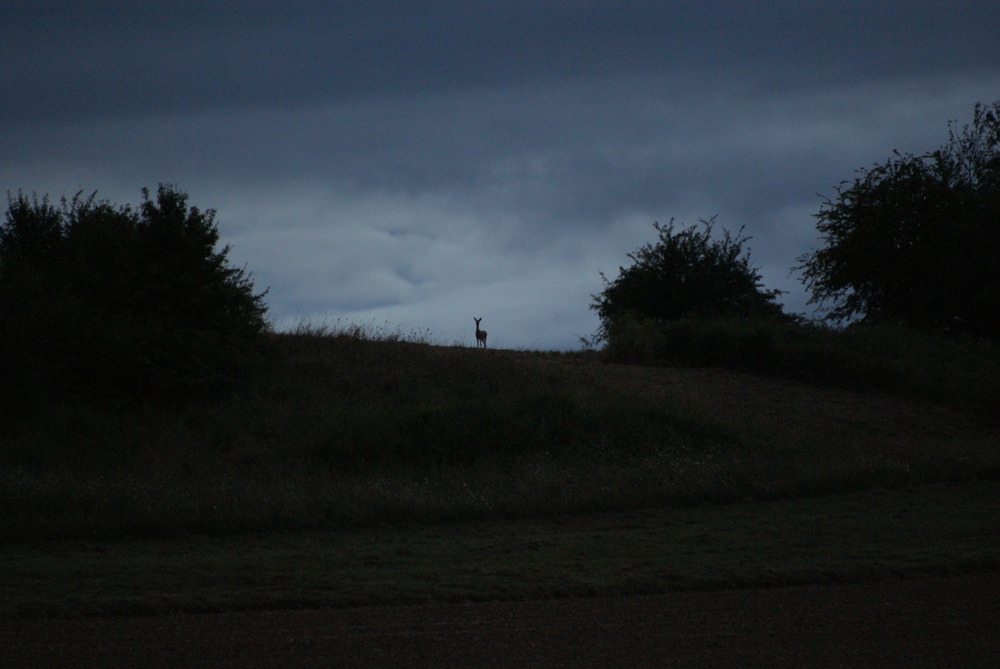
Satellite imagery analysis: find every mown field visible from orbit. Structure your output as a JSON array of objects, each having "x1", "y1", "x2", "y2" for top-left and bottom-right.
[{"x1": 2, "y1": 324, "x2": 999, "y2": 617}]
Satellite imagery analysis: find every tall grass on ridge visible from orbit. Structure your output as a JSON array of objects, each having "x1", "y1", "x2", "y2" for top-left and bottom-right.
[
  {"x1": 600, "y1": 315, "x2": 1000, "y2": 418},
  {"x1": 2, "y1": 321, "x2": 997, "y2": 541}
]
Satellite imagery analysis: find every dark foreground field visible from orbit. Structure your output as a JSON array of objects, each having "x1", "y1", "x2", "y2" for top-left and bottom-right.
[
  {"x1": 3, "y1": 478, "x2": 998, "y2": 666},
  {"x1": 4, "y1": 572, "x2": 998, "y2": 667},
  {"x1": 2, "y1": 331, "x2": 998, "y2": 665}
]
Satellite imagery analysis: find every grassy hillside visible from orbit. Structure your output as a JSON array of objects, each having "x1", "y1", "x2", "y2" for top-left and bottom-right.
[{"x1": 3, "y1": 325, "x2": 997, "y2": 542}]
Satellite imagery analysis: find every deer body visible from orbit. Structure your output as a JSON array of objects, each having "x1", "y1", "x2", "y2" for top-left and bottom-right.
[{"x1": 474, "y1": 317, "x2": 488, "y2": 348}]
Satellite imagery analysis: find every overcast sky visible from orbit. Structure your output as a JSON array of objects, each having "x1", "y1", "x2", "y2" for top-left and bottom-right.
[{"x1": 3, "y1": 1, "x2": 999, "y2": 349}]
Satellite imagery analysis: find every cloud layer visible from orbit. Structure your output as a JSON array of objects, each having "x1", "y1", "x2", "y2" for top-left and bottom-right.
[{"x1": 4, "y1": 2, "x2": 999, "y2": 348}]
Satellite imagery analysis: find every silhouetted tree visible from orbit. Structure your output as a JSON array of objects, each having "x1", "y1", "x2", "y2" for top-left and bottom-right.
[
  {"x1": 797, "y1": 101, "x2": 1000, "y2": 339},
  {"x1": 590, "y1": 217, "x2": 786, "y2": 343},
  {"x1": 0, "y1": 185, "x2": 268, "y2": 421}
]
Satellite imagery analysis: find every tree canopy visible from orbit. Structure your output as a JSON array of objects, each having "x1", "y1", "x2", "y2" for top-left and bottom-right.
[
  {"x1": 590, "y1": 217, "x2": 786, "y2": 343},
  {"x1": 1, "y1": 185, "x2": 269, "y2": 419},
  {"x1": 797, "y1": 101, "x2": 1000, "y2": 339}
]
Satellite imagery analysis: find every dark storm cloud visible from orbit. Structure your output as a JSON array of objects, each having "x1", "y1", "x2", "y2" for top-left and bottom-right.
[
  {"x1": 5, "y1": 1, "x2": 998, "y2": 125},
  {"x1": 3, "y1": 1, "x2": 1000, "y2": 348}
]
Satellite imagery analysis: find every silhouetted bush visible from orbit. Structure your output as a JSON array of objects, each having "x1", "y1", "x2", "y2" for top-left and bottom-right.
[
  {"x1": 0, "y1": 185, "x2": 268, "y2": 423},
  {"x1": 589, "y1": 217, "x2": 788, "y2": 346}
]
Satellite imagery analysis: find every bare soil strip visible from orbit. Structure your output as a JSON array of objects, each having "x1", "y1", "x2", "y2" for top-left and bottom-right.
[{"x1": 3, "y1": 571, "x2": 998, "y2": 668}]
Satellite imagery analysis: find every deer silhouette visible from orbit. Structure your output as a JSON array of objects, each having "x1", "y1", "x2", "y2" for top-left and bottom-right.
[{"x1": 474, "y1": 317, "x2": 488, "y2": 348}]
